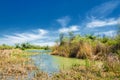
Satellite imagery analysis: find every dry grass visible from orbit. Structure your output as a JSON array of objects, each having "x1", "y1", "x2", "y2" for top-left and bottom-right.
[
  {"x1": 50, "y1": 37, "x2": 120, "y2": 79},
  {"x1": 33, "y1": 72, "x2": 49, "y2": 80},
  {"x1": 32, "y1": 61, "x2": 120, "y2": 80},
  {"x1": 77, "y1": 42, "x2": 93, "y2": 59},
  {"x1": 0, "y1": 49, "x2": 37, "y2": 80},
  {"x1": 52, "y1": 45, "x2": 70, "y2": 57},
  {"x1": 103, "y1": 53, "x2": 120, "y2": 75},
  {"x1": 0, "y1": 49, "x2": 119, "y2": 80},
  {"x1": 52, "y1": 40, "x2": 111, "y2": 61}
]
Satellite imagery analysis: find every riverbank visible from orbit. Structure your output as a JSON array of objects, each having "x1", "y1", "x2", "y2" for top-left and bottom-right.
[
  {"x1": 50, "y1": 33, "x2": 120, "y2": 79},
  {"x1": 28, "y1": 50, "x2": 99, "y2": 70},
  {"x1": 33, "y1": 56, "x2": 119, "y2": 80},
  {"x1": 0, "y1": 49, "x2": 120, "y2": 80},
  {"x1": 0, "y1": 49, "x2": 38, "y2": 80},
  {"x1": 28, "y1": 50, "x2": 111, "y2": 80}
]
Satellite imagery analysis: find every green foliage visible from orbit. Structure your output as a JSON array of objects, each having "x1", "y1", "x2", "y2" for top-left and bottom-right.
[
  {"x1": 52, "y1": 30, "x2": 120, "y2": 79},
  {"x1": 0, "y1": 44, "x2": 14, "y2": 49},
  {"x1": 15, "y1": 42, "x2": 50, "y2": 50},
  {"x1": 15, "y1": 43, "x2": 20, "y2": 48},
  {"x1": 53, "y1": 31, "x2": 120, "y2": 60},
  {"x1": 44, "y1": 46, "x2": 49, "y2": 50},
  {"x1": 101, "y1": 36, "x2": 109, "y2": 43},
  {"x1": 85, "y1": 58, "x2": 91, "y2": 68},
  {"x1": 85, "y1": 34, "x2": 96, "y2": 41}
]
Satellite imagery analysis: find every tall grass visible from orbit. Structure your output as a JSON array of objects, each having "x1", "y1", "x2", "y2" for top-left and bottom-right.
[
  {"x1": 0, "y1": 49, "x2": 37, "y2": 79},
  {"x1": 77, "y1": 42, "x2": 93, "y2": 59},
  {"x1": 52, "y1": 34, "x2": 111, "y2": 60},
  {"x1": 51, "y1": 30, "x2": 120, "y2": 79}
]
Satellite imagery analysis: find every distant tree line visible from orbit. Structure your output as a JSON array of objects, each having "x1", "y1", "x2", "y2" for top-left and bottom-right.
[
  {"x1": 15, "y1": 42, "x2": 49, "y2": 50},
  {"x1": 0, "y1": 43, "x2": 49, "y2": 50}
]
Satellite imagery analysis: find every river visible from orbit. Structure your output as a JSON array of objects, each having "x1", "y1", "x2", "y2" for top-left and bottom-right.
[{"x1": 27, "y1": 50, "x2": 84, "y2": 75}]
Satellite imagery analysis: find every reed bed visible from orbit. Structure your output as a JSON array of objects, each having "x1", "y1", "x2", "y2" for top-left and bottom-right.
[{"x1": 51, "y1": 33, "x2": 120, "y2": 80}]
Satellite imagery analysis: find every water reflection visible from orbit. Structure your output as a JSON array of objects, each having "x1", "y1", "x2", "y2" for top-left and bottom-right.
[{"x1": 30, "y1": 50, "x2": 59, "y2": 75}]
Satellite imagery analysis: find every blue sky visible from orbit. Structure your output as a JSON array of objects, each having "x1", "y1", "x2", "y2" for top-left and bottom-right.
[{"x1": 0, "y1": 0, "x2": 120, "y2": 46}]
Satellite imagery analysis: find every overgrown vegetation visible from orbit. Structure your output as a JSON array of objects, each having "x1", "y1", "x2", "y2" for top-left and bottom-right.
[
  {"x1": 51, "y1": 29, "x2": 120, "y2": 79},
  {"x1": 0, "y1": 27, "x2": 120, "y2": 79},
  {"x1": 0, "y1": 49, "x2": 38, "y2": 80},
  {"x1": 52, "y1": 31, "x2": 120, "y2": 59}
]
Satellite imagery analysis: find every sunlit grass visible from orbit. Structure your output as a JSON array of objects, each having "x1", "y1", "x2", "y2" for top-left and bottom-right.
[{"x1": 0, "y1": 49, "x2": 37, "y2": 79}]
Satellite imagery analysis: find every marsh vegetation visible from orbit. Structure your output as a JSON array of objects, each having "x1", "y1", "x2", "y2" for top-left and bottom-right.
[{"x1": 0, "y1": 29, "x2": 120, "y2": 80}]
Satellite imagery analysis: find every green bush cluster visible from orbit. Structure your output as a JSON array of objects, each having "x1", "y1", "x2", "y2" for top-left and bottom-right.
[
  {"x1": 0, "y1": 43, "x2": 50, "y2": 50},
  {"x1": 0, "y1": 44, "x2": 14, "y2": 50},
  {"x1": 15, "y1": 42, "x2": 50, "y2": 50}
]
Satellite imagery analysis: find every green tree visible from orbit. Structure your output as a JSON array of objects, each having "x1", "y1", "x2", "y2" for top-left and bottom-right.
[
  {"x1": 85, "y1": 34, "x2": 96, "y2": 40},
  {"x1": 15, "y1": 43, "x2": 20, "y2": 48}
]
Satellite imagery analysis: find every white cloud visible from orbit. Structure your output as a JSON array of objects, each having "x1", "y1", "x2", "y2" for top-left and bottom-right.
[
  {"x1": 0, "y1": 29, "x2": 48, "y2": 45},
  {"x1": 86, "y1": 18, "x2": 119, "y2": 28},
  {"x1": 0, "y1": 25, "x2": 79, "y2": 46},
  {"x1": 88, "y1": 0, "x2": 120, "y2": 18},
  {"x1": 95, "y1": 30, "x2": 117, "y2": 37},
  {"x1": 57, "y1": 16, "x2": 70, "y2": 27},
  {"x1": 59, "y1": 25, "x2": 79, "y2": 33},
  {"x1": 32, "y1": 42, "x2": 55, "y2": 46},
  {"x1": 38, "y1": 29, "x2": 48, "y2": 35}
]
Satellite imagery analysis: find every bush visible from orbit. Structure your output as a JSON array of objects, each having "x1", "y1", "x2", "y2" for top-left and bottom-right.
[
  {"x1": 52, "y1": 32, "x2": 120, "y2": 60},
  {"x1": 76, "y1": 42, "x2": 93, "y2": 59},
  {"x1": 0, "y1": 44, "x2": 14, "y2": 50}
]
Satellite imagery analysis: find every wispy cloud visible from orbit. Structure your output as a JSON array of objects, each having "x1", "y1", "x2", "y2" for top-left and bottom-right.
[
  {"x1": 57, "y1": 16, "x2": 71, "y2": 27},
  {"x1": 88, "y1": 0, "x2": 120, "y2": 18},
  {"x1": 58, "y1": 25, "x2": 79, "y2": 33},
  {"x1": 32, "y1": 42, "x2": 55, "y2": 46},
  {"x1": 0, "y1": 29, "x2": 48, "y2": 45},
  {"x1": 86, "y1": 18, "x2": 120, "y2": 28},
  {"x1": 95, "y1": 30, "x2": 117, "y2": 37},
  {"x1": 0, "y1": 24, "x2": 79, "y2": 46},
  {"x1": 83, "y1": 0, "x2": 120, "y2": 35}
]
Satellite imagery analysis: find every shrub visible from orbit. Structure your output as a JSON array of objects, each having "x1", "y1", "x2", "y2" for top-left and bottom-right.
[
  {"x1": 103, "y1": 53, "x2": 120, "y2": 77},
  {"x1": 0, "y1": 44, "x2": 14, "y2": 50},
  {"x1": 76, "y1": 42, "x2": 93, "y2": 59},
  {"x1": 69, "y1": 43, "x2": 79, "y2": 57}
]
